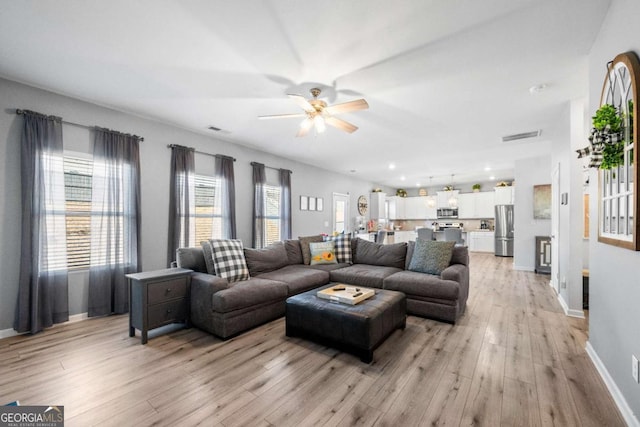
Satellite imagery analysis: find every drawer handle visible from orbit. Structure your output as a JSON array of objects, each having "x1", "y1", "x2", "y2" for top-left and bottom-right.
[
  {"x1": 165, "y1": 288, "x2": 172, "y2": 293},
  {"x1": 166, "y1": 309, "x2": 172, "y2": 314}
]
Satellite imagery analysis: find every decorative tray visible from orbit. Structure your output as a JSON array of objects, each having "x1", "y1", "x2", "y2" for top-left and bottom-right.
[{"x1": 316, "y1": 284, "x2": 375, "y2": 305}]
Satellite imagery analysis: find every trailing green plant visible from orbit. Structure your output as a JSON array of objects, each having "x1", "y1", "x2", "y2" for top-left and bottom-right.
[
  {"x1": 600, "y1": 140, "x2": 625, "y2": 170},
  {"x1": 592, "y1": 104, "x2": 622, "y2": 132}
]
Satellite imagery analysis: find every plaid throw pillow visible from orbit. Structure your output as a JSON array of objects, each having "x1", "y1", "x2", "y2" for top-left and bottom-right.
[
  {"x1": 332, "y1": 234, "x2": 352, "y2": 264},
  {"x1": 209, "y1": 239, "x2": 250, "y2": 283}
]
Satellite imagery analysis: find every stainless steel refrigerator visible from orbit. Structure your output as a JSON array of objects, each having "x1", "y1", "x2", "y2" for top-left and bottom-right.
[{"x1": 495, "y1": 204, "x2": 514, "y2": 257}]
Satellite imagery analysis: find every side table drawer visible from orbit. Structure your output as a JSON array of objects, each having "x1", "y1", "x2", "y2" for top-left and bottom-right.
[
  {"x1": 148, "y1": 278, "x2": 188, "y2": 305},
  {"x1": 148, "y1": 299, "x2": 187, "y2": 329}
]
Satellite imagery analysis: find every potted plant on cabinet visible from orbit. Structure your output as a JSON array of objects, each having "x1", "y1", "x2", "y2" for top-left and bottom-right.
[{"x1": 472, "y1": 183, "x2": 481, "y2": 192}]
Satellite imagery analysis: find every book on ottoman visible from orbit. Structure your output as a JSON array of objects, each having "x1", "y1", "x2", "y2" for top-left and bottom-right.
[{"x1": 317, "y1": 284, "x2": 375, "y2": 305}]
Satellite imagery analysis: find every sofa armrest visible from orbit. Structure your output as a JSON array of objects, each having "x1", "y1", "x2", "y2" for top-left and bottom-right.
[
  {"x1": 190, "y1": 272, "x2": 229, "y2": 329},
  {"x1": 441, "y1": 264, "x2": 469, "y2": 301}
]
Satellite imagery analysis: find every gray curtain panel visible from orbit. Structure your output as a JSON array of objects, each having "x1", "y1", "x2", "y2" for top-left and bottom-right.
[
  {"x1": 14, "y1": 110, "x2": 69, "y2": 334},
  {"x1": 88, "y1": 128, "x2": 141, "y2": 317},
  {"x1": 252, "y1": 162, "x2": 266, "y2": 248},
  {"x1": 279, "y1": 168, "x2": 292, "y2": 240},
  {"x1": 215, "y1": 155, "x2": 237, "y2": 239},
  {"x1": 167, "y1": 145, "x2": 195, "y2": 266}
]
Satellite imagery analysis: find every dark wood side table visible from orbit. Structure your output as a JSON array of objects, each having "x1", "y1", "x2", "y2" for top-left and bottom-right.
[{"x1": 126, "y1": 268, "x2": 192, "y2": 344}]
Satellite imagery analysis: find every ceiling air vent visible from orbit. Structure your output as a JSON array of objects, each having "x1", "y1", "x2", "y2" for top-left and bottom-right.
[
  {"x1": 208, "y1": 125, "x2": 222, "y2": 132},
  {"x1": 502, "y1": 130, "x2": 541, "y2": 142}
]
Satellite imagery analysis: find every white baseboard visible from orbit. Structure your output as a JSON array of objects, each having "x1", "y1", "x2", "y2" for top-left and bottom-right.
[
  {"x1": 513, "y1": 264, "x2": 535, "y2": 272},
  {"x1": 586, "y1": 342, "x2": 640, "y2": 427},
  {"x1": 0, "y1": 312, "x2": 89, "y2": 340},
  {"x1": 557, "y1": 293, "x2": 585, "y2": 318}
]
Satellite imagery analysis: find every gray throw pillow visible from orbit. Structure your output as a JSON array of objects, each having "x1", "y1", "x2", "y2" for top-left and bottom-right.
[
  {"x1": 201, "y1": 240, "x2": 216, "y2": 275},
  {"x1": 244, "y1": 242, "x2": 289, "y2": 276},
  {"x1": 298, "y1": 235, "x2": 324, "y2": 265},
  {"x1": 353, "y1": 239, "x2": 407, "y2": 269},
  {"x1": 408, "y1": 240, "x2": 456, "y2": 275},
  {"x1": 284, "y1": 239, "x2": 304, "y2": 264}
]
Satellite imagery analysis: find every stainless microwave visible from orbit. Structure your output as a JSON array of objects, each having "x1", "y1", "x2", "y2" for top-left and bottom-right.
[{"x1": 437, "y1": 208, "x2": 458, "y2": 219}]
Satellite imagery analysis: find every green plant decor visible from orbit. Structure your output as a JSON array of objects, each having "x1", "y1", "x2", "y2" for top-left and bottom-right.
[
  {"x1": 592, "y1": 104, "x2": 625, "y2": 170},
  {"x1": 472, "y1": 184, "x2": 481, "y2": 191}
]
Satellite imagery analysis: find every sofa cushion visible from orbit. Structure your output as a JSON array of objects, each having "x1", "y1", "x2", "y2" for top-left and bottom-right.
[
  {"x1": 209, "y1": 239, "x2": 250, "y2": 283},
  {"x1": 383, "y1": 270, "x2": 460, "y2": 301},
  {"x1": 408, "y1": 240, "x2": 456, "y2": 275},
  {"x1": 332, "y1": 234, "x2": 352, "y2": 264},
  {"x1": 211, "y1": 278, "x2": 289, "y2": 313},
  {"x1": 329, "y1": 264, "x2": 402, "y2": 289},
  {"x1": 309, "y1": 241, "x2": 338, "y2": 265},
  {"x1": 353, "y1": 239, "x2": 407, "y2": 269},
  {"x1": 301, "y1": 263, "x2": 351, "y2": 272},
  {"x1": 451, "y1": 246, "x2": 469, "y2": 266},
  {"x1": 257, "y1": 265, "x2": 330, "y2": 295},
  {"x1": 298, "y1": 235, "x2": 324, "y2": 265},
  {"x1": 176, "y1": 247, "x2": 207, "y2": 273},
  {"x1": 244, "y1": 242, "x2": 289, "y2": 276},
  {"x1": 284, "y1": 239, "x2": 303, "y2": 265}
]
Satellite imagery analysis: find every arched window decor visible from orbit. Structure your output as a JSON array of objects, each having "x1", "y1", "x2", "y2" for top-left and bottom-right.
[{"x1": 578, "y1": 52, "x2": 640, "y2": 250}]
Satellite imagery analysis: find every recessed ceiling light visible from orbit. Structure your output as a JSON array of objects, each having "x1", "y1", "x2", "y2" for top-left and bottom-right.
[
  {"x1": 489, "y1": 176, "x2": 495, "y2": 180},
  {"x1": 400, "y1": 176, "x2": 406, "y2": 181},
  {"x1": 484, "y1": 166, "x2": 491, "y2": 171},
  {"x1": 529, "y1": 84, "x2": 547, "y2": 94},
  {"x1": 416, "y1": 182, "x2": 421, "y2": 187},
  {"x1": 388, "y1": 163, "x2": 396, "y2": 170}
]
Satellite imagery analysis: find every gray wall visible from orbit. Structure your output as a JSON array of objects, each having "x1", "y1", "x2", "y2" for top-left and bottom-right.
[
  {"x1": 587, "y1": 0, "x2": 640, "y2": 419},
  {"x1": 0, "y1": 78, "x2": 380, "y2": 332},
  {"x1": 513, "y1": 155, "x2": 552, "y2": 271}
]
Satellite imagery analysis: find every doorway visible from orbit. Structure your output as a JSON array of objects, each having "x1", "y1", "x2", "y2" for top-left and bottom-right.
[
  {"x1": 332, "y1": 193, "x2": 350, "y2": 234},
  {"x1": 551, "y1": 163, "x2": 560, "y2": 293}
]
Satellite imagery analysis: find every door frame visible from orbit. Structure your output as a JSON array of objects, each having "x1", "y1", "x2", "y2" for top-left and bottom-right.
[
  {"x1": 551, "y1": 163, "x2": 560, "y2": 292},
  {"x1": 332, "y1": 192, "x2": 350, "y2": 233}
]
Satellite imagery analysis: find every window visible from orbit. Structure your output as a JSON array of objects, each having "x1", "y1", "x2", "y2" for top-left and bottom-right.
[
  {"x1": 264, "y1": 184, "x2": 281, "y2": 245},
  {"x1": 60, "y1": 155, "x2": 92, "y2": 270},
  {"x1": 194, "y1": 174, "x2": 222, "y2": 244}
]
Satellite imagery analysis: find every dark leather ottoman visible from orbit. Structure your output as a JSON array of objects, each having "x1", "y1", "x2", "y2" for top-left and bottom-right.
[{"x1": 285, "y1": 285, "x2": 406, "y2": 363}]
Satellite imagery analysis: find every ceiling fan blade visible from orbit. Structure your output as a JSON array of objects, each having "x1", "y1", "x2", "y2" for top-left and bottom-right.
[
  {"x1": 296, "y1": 118, "x2": 313, "y2": 137},
  {"x1": 325, "y1": 116, "x2": 358, "y2": 133},
  {"x1": 288, "y1": 94, "x2": 316, "y2": 113},
  {"x1": 258, "y1": 113, "x2": 307, "y2": 120},
  {"x1": 324, "y1": 99, "x2": 369, "y2": 115}
]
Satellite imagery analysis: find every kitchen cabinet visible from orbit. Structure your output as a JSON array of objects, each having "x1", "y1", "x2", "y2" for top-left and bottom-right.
[
  {"x1": 468, "y1": 231, "x2": 494, "y2": 253},
  {"x1": 457, "y1": 191, "x2": 495, "y2": 219},
  {"x1": 494, "y1": 186, "x2": 515, "y2": 205},
  {"x1": 369, "y1": 192, "x2": 386, "y2": 219},
  {"x1": 436, "y1": 190, "x2": 459, "y2": 208},
  {"x1": 404, "y1": 197, "x2": 428, "y2": 219},
  {"x1": 387, "y1": 196, "x2": 405, "y2": 220}
]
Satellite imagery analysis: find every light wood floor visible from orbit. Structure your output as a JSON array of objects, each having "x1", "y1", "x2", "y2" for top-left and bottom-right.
[{"x1": 0, "y1": 253, "x2": 625, "y2": 426}]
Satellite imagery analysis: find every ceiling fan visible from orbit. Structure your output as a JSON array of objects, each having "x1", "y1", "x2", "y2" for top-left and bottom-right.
[{"x1": 259, "y1": 88, "x2": 369, "y2": 137}]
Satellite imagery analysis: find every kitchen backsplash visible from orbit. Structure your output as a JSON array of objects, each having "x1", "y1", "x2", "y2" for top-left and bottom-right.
[{"x1": 391, "y1": 219, "x2": 494, "y2": 231}]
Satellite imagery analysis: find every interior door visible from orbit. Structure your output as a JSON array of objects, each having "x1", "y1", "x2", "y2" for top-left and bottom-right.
[
  {"x1": 551, "y1": 164, "x2": 560, "y2": 291},
  {"x1": 332, "y1": 193, "x2": 350, "y2": 234}
]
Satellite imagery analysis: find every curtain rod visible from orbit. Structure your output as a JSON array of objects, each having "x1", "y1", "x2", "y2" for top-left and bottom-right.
[
  {"x1": 250, "y1": 161, "x2": 292, "y2": 174},
  {"x1": 15, "y1": 109, "x2": 144, "y2": 141},
  {"x1": 167, "y1": 144, "x2": 236, "y2": 161}
]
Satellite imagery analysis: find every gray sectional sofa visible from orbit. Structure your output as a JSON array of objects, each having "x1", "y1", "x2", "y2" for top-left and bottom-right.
[{"x1": 176, "y1": 238, "x2": 469, "y2": 339}]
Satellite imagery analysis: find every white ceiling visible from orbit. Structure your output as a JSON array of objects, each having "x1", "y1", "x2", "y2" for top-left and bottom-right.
[{"x1": 0, "y1": 0, "x2": 610, "y2": 188}]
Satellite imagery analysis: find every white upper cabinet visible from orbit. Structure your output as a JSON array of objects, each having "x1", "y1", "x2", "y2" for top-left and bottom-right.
[
  {"x1": 457, "y1": 191, "x2": 495, "y2": 219},
  {"x1": 436, "y1": 190, "x2": 459, "y2": 208},
  {"x1": 404, "y1": 197, "x2": 428, "y2": 219},
  {"x1": 494, "y1": 186, "x2": 515, "y2": 205},
  {"x1": 457, "y1": 193, "x2": 474, "y2": 218},
  {"x1": 387, "y1": 196, "x2": 405, "y2": 219}
]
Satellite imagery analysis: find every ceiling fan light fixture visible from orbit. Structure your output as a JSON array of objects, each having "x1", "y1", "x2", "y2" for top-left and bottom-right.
[{"x1": 313, "y1": 115, "x2": 326, "y2": 133}]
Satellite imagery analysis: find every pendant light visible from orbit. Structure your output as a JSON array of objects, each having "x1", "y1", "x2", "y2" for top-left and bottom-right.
[
  {"x1": 448, "y1": 174, "x2": 458, "y2": 208},
  {"x1": 426, "y1": 176, "x2": 436, "y2": 208}
]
